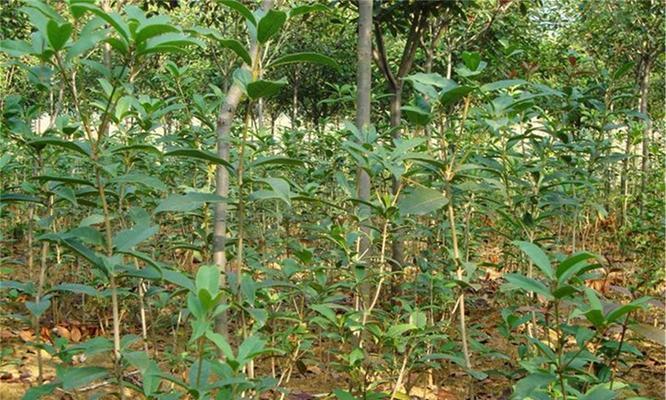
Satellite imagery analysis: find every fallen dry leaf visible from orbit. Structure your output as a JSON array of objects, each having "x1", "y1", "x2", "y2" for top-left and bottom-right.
[
  {"x1": 70, "y1": 326, "x2": 82, "y2": 343},
  {"x1": 18, "y1": 329, "x2": 34, "y2": 342},
  {"x1": 54, "y1": 325, "x2": 70, "y2": 339}
]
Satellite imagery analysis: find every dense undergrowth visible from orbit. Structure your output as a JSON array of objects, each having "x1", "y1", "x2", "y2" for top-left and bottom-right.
[{"x1": 0, "y1": 1, "x2": 664, "y2": 399}]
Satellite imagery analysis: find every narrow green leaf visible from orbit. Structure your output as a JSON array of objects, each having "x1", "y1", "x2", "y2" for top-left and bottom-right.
[
  {"x1": 22, "y1": 383, "x2": 58, "y2": 400},
  {"x1": 28, "y1": 138, "x2": 91, "y2": 157},
  {"x1": 70, "y1": 3, "x2": 130, "y2": 44},
  {"x1": 256, "y1": 10, "x2": 286, "y2": 43},
  {"x1": 215, "y1": 38, "x2": 252, "y2": 65},
  {"x1": 268, "y1": 52, "x2": 339, "y2": 70},
  {"x1": 503, "y1": 273, "x2": 553, "y2": 300},
  {"x1": 556, "y1": 252, "x2": 597, "y2": 283},
  {"x1": 164, "y1": 148, "x2": 233, "y2": 170},
  {"x1": 57, "y1": 366, "x2": 108, "y2": 390},
  {"x1": 249, "y1": 156, "x2": 304, "y2": 169},
  {"x1": 246, "y1": 78, "x2": 287, "y2": 99},
  {"x1": 398, "y1": 186, "x2": 448, "y2": 216},
  {"x1": 135, "y1": 22, "x2": 179, "y2": 44},
  {"x1": 113, "y1": 225, "x2": 158, "y2": 251},
  {"x1": 0, "y1": 39, "x2": 34, "y2": 57},
  {"x1": 310, "y1": 304, "x2": 337, "y2": 323},
  {"x1": 155, "y1": 192, "x2": 225, "y2": 213},
  {"x1": 579, "y1": 385, "x2": 616, "y2": 400},
  {"x1": 205, "y1": 331, "x2": 235, "y2": 360},
  {"x1": 511, "y1": 372, "x2": 556, "y2": 399},
  {"x1": 218, "y1": 0, "x2": 257, "y2": 26},
  {"x1": 51, "y1": 283, "x2": 99, "y2": 296},
  {"x1": 513, "y1": 241, "x2": 554, "y2": 279},
  {"x1": 480, "y1": 79, "x2": 527, "y2": 92},
  {"x1": 0, "y1": 193, "x2": 43, "y2": 204}
]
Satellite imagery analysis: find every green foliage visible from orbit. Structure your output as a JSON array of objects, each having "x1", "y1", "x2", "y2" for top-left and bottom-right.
[{"x1": 0, "y1": 0, "x2": 662, "y2": 399}]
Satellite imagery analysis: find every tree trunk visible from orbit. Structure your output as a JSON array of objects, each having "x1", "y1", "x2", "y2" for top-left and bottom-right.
[
  {"x1": 356, "y1": 0, "x2": 373, "y2": 305},
  {"x1": 389, "y1": 86, "x2": 404, "y2": 269},
  {"x1": 638, "y1": 55, "x2": 651, "y2": 215},
  {"x1": 213, "y1": 0, "x2": 273, "y2": 342},
  {"x1": 292, "y1": 73, "x2": 298, "y2": 129}
]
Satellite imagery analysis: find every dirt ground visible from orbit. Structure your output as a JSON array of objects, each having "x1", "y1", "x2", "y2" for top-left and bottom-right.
[{"x1": 2, "y1": 275, "x2": 664, "y2": 400}]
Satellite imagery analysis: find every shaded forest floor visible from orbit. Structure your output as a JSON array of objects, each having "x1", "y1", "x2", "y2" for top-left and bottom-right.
[
  {"x1": 1, "y1": 237, "x2": 664, "y2": 399},
  {"x1": 1, "y1": 275, "x2": 664, "y2": 399}
]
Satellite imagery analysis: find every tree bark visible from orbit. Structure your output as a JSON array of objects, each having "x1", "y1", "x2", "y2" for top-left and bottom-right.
[
  {"x1": 638, "y1": 55, "x2": 651, "y2": 215},
  {"x1": 213, "y1": 0, "x2": 273, "y2": 341},
  {"x1": 373, "y1": 8, "x2": 428, "y2": 270},
  {"x1": 356, "y1": 0, "x2": 373, "y2": 305}
]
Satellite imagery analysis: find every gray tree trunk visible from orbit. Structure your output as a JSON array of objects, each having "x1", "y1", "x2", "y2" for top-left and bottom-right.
[
  {"x1": 356, "y1": 0, "x2": 373, "y2": 304},
  {"x1": 213, "y1": 0, "x2": 273, "y2": 341},
  {"x1": 639, "y1": 56, "x2": 651, "y2": 215}
]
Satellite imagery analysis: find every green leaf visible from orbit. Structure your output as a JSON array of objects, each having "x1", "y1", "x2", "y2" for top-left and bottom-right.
[
  {"x1": 256, "y1": 10, "x2": 287, "y2": 43},
  {"x1": 556, "y1": 252, "x2": 597, "y2": 284},
  {"x1": 268, "y1": 52, "x2": 339, "y2": 70},
  {"x1": 55, "y1": 237, "x2": 104, "y2": 272},
  {"x1": 387, "y1": 323, "x2": 417, "y2": 338},
  {"x1": 164, "y1": 148, "x2": 233, "y2": 170},
  {"x1": 237, "y1": 335, "x2": 265, "y2": 364},
  {"x1": 289, "y1": 4, "x2": 329, "y2": 17},
  {"x1": 0, "y1": 39, "x2": 34, "y2": 57},
  {"x1": 398, "y1": 186, "x2": 448, "y2": 215},
  {"x1": 26, "y1": 298, "x2": 50, "y2": 317},
  {"x1": 155, "y1": 192, "x2": 225, "y2": 213},
  {"x1": 409, "y1": 310, "x2": 427, "y2": 329},
  {"x1": 113, "y1": 225, "x2": 158, "y2": 251},
  {"x1": 310, "y1": 304, "x2": 337, "y2": 323},
  {"x1": 162, "y1": 269, "x2": 194, "y2": 291},
  {"x1": 53, "y1": 186, "x2": 77, "y2": 206},
  {"x1": 205, "y1": 331, "x2": 234, "y2": 360},
  {"x1": 462, "y1": 51, "x2": 481, "y2": 70},
  {"x1": 195, "y1": 265, "x2": 220, "y2": 297},
  {"x1": 480, "y1": 79, "x2": 527, "y2": 92},
  {"x1": 111, "y1": 173, "x2": 167, "y2": 192},
  {"x1": 51, "y1": 283, "x2": 99, "y2": 296},
  {"x1": 33, "y1": 175, "x2": 94, "y2": 186},
  {"x1": 511, "y1": 372, "x2": 556, "y2": 399},
  {"x1": 218, "y1": 0, "x2": 257, "y2": 26},
  {"x1": 440, "y1": 85, "x2": 474, "y2": 106},
  {"x1": 605, "y1": 297, "x2": 649, "y2": 324},
  {"x1": 249, "y1": 156, "x2": 304, "y2": 169},
  {"x1": 584, "y1": 288, "x2": 605, "y2": 327},
  {"x1": 513, "y1": 241, "x2": 554, "y2": 280},
  {"x1": 246, "y1": 78, "x2": 287, "y2": 99},
  {"x1": 46, "y1": 20, "x2": 72, "y2": 50},
  {"x1": 333, "y1": 389, "x2": 357, "y2": 400},
  {"x1": 579, "y1": 385, "x2": 616, "y2": 400},
  {"x1": 70, "y1": 3, "x2": 130, "y2": 44},
  {"x1": 401, "y1": 105, "x2": 431, "y2": 126},
  {"x1": 111, "y1": 144, "x2": 162, "y2": 155},
  {"x1": 29, "y1": 138, "x2": 91, "y2": 157},
  {"x1": 57, "y1": 366, "x2": 108, "y2": 390},
  {"x1": 0, "y1": 193, "x2": 42, "y2": 204},
  {"x1": 22, "y1": 383, "x2": 58, "y2": 400},
  {"x1": 142, "y1": 32, "x2": 204, "y2": 55},
  {"x1": 405, "y1": 72, "x2": 453, "y2": 88},
  {"x1": 254, "y1": 177, "x2": 292, "y2": 206},
  {"x1": 503, "y1": 273, "x2": 553, "y2": 300},
  {"x1": 240, "y1": 275, "x2": 256, "y2": 305},
  {"x1": 216, "y1": 38, "x2": 252, "y2": 65},
  {"x1": 135, "y1": 22, "x2": 180, "y2": 44}
]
